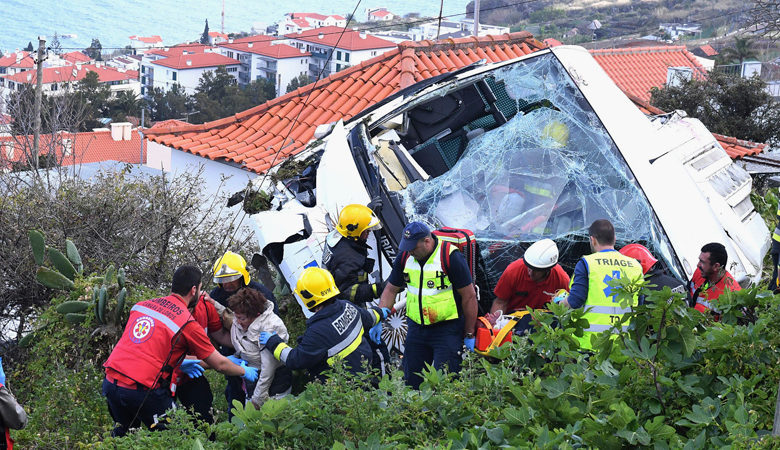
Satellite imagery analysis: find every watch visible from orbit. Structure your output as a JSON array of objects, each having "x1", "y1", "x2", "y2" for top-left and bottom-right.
[{"x1": 464, "y1": 332, "x2": 475, "y2": 338}]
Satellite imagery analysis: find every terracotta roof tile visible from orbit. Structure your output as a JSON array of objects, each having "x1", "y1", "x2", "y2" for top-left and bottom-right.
[
  {"x1": 590, "y1": 46, "x2": 707, "y2": 102},
  {"x1": 146, "y1": 31, "x2": 545, "y2": 173}
]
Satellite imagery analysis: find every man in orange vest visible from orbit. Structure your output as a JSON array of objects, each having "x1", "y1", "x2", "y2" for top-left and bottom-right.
[
  {"x1": 102, "y1": 265, "x2": 258, "y2": 437},
  {"x1": 688, "y1": 242, "x2": 741, "y2": 314},
  {"x1": 0, "y1": 357, "x2": 27, "y2": 450}
]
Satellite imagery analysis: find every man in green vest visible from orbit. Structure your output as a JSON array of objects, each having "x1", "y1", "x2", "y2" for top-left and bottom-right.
[
  {"x1": 770, "y1": 205, "x2": 780, "y2": 292},
  {"x1": 379, "y1": 222, "x2": 478, "y2": 389},
  {"x1": 560, "y1": 219, "x2": 643, "y2": 349}
]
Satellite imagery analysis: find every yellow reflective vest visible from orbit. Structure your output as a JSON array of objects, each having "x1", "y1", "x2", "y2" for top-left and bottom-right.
[
  {"x1": 773, "y1": 204, "x2": 780, "y2": 243},
  {"x1": 571, "y1": 250, "x2": 643, "y2": 349},
  {"x1": 403, "y1": 239, "x2": 459, "y2": 325}
]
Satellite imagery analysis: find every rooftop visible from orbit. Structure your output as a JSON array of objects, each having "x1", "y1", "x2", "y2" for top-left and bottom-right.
[
  {"x1": 145, "y1": 32, "x2": 545, "y2": 173},
  {"x1": 589, "y1": 45, "x2": 707, "y2": 102},
  {"x1": 130, "y1": 35, "x2": 163, "y2": 44},
  {"x1": 288, "y1": 12, "x2": 345, "y2": 21},
  {"x1": 0, "y1": 51, "x2": 34, "y2": 69},
  {"x1": 150, "y1": 53, "x2": 241, "y2": 70},
  {"x1": 2, "y1": 64, "x2": 138, "y2": 85},
  {"x1": 62, "y1": 51, "x2": 91, "y2": 64},
  {"x1": 219, "y1": 41, "x2": 310, "y2": 59},
  {"x1": 145, "y1": 43, "x2": 210, "y2": 58},
  {"x1": 285, "y1": 26, "x2": 397, "y2": 51}
]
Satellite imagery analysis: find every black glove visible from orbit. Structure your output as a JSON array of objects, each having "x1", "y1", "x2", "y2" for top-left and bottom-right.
[
  {"x1": 362, "y1": 258, "x2": 375, "y2": 273},
  {"x1": 367, "y1": 196, "x2": 383, "y2": 212}
]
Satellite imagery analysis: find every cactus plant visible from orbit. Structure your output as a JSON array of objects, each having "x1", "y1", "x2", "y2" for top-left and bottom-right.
[
  {"x1": 104, "y1": 264, "x2": 116, "y2": 285},
  {"x1": 55, "y1": 301, "x2": 91, "y2": 314},
  {"x1": 47, "y1": 247, "x2": 77, "y2": 281},
  {"x1": 36, "y1": 267, "x2": 75, "y2": 290},
  {"x1": 65, "y1": 239, "x2": 83, "y2": 274},
  {"x1": 29, "y1": 230, "x2": 45, "y2": 266}
]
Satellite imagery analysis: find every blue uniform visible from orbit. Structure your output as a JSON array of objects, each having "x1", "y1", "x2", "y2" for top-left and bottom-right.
[
  {"x1": 265, "y1": 300, "x2": 381, "y2": 381},
  {"x1": 387, "y1": 236, "x2": 473, "y2": 389}
]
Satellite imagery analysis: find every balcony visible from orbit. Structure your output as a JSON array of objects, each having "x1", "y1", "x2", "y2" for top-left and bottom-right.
[{"x1": 310, "y1": 50, "x2": 331, "y2": 60}]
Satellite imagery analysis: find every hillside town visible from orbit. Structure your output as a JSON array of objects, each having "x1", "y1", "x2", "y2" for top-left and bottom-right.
[{"x1": 2, "y1": 1, "x2": 780, "y2": 447}]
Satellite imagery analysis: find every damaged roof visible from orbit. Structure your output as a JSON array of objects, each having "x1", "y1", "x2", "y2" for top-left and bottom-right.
[{"x1": 145, "y1": 32, "x2": 546, "y2": 174}]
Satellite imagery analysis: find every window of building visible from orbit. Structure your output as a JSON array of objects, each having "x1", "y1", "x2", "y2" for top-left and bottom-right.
[
  {"x1": 227, "y1": 67, "x2": 238, "y2": 72},
  {"x1": 345, "y1": 53, "x2": 350, "y2": 62},
  {"x1": 227, "y1": 51, "x2": 234, "y2": 59},
  {"x1": 371, "y1": 51, "x2": 377, "y2": 56},
  {"x1": 336, "y1": 51, "x2": 342, "y2": 60},
  {"x1": 4, "y1": 142, "x2": 14, "y2": 159},
  {"x1": 172, "y1": 71, "x2": 177, "y2": 81},
  {"x1": 50, "y1": 83, "x2": 58, "y2": 91}
]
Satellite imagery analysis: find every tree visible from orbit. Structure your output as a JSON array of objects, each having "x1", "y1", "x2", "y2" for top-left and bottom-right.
[
  {"x1": 146, "y1": 84, "x2": 192, "y2": 121},
  {"x1": 108, "y1": 90, "x2": 141, "y2": 121},
  {"x1": 720, "y1": 36, "x2": 758, "y2": 65},
  {"x1": 24, "y1": 42, "x2": 34, "y2": 52},
  {"x1": 73, "y1": 71, "x2": 112, "y2": 131},
  {"x1": 50, "y1": 31, "x2": 62, "y2": 55},
  {"x1": 286, "y1": 73, "x2": 311, "y2": 93},
  {"x1": 748, "y1": 0, "x2": 780, "y2": 40},
  {"x1": 84, "y1": 38, "x2": 103, "y2": 61},
  {"x1": 200, "y1": 19, "x2": 210, "y2": 45},
  {"x1": 650, "y1": 70, "x2": 780, "y2": 146},
  {"x1": 191, "y1": 67, "x2": 275, "y2": 123}
]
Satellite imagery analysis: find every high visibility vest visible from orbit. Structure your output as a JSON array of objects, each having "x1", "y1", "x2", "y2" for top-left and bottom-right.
[
  {"x1": 104, "y1": 295, "x2": 196, "y2": 389},
  {"x1": 573, "y1": 251, "x2": 643, "y2": 349},
  {"x1": 773, "y1": 204, "x2": 780, "y2": 243},
  {"x1": 403, "y1": 239, "x2": 459, "y2": 325}
]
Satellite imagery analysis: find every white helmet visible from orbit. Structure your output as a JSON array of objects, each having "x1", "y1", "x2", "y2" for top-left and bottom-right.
[{"x1": 523, "y1": 239, "x2": 559, "y2": 270}]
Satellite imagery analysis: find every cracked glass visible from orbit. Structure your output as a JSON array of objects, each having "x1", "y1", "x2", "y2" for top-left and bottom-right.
[{"x1": 395, "y1": 53, "x2": 680, "y2": 292}]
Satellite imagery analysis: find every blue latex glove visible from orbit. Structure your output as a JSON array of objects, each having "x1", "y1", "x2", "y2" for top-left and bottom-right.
[
  {"x1": 379, "y1": 307, "x2": 392, "y2": 320},
  {"x1": 227, "y1": 355, "x2": 246, "y2": 366},
  {"x1": 369, "y1": 324, "x2": 382, "y2": 344},
  {"x1": 241, "y1": 362, "x2": 258, "y2": 382},
  {"x1": 180, "y1": 359, "x2": 205, "y2": 379},
  {"x1": 258, "y1": 331, "x2": 277, "y2": 346},
  {"x1": 0, "y1": 357, "x2": 6, "y2": 385},
  {"x1": 464, "y1": 337, "x2": 475, "y2": 352}
]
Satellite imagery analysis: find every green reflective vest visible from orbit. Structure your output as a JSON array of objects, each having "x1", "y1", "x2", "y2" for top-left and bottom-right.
[
  {"x1": 403, "y1": 240, "x2": 459, "y2": 325},
  {"x1": 571, "y1": 250, "x2": 643, "y2": 349},
  {"x1": 773, "y1": 205, "x2": 780, "y2": 243}
]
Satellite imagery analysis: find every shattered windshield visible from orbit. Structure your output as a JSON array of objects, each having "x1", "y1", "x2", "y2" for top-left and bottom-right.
[{"x1": 396, "y1": 53, "x2": 680, "y2": 290}]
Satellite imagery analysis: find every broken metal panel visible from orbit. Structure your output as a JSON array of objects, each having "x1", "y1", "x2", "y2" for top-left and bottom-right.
[{"x1": 394, "y1": 53, "x2": 680, "y2": 287}]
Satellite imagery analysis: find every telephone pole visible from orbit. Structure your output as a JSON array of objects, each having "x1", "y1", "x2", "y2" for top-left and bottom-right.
[
  {"x1": 473, "y1": 0, "x2": 480, "y2": 37},
  {"x1": 221, "y1": 0, "x2": 225, "y2": 34},
  {"x1": 33, "y1": 35, "x2": 46, "y2": 170}
]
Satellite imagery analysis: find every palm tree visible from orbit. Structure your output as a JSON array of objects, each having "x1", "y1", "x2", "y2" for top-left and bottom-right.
[
  {"x1": 110, "y1": 91, "x2": 141, "y2": 119},
  {"x1": 720, "y1": 37, "x2": 758, "y2": 65}
]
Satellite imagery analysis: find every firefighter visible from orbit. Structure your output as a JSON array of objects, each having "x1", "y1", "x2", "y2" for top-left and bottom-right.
[
  {"x1": 688, "y1": 242, "x2": 741, "y2": 314},
  {"x1": 560, "y1": 220, "x2": 643, "y2": 349},
  {"x1": 618, "y1": 243, "x2": 686, "y2": 297},
  {"x1": 102, "y1": 265, "x2": 259, "y2": 437},
  {"x1": 322, "y1": 204, "x2": 390, "y2": 374},
  {"x1": 378, "y1": 222, "x2": 478, "y2": 390},
  {"x1": 259, "y1": 267, "x2": 390, "y2": 382},
  {"x1": 770, "y1": 204, "x2": 780, "y2": 292},
  {"x1": 210, "y1": 251, "x2": 277, "y2": 315}
]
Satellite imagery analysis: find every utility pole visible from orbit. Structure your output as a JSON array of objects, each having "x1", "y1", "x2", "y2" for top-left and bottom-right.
[
  {"x1": 33, "y1": 35, "x2": 46, "y2": 170},
  {"x1": 222, "y1": 0, "x2": 225, "y2": 34},
  {"x1": 139, "y1": 108, "x2": 145, "y2": 164},
  {"x1": 473, "y1": 0, "x2": 481, "y2": 37}
]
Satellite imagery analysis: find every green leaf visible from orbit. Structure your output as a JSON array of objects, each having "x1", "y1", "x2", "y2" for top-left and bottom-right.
[
  {"x1": 29, "y1": 230, "x2": 45, "y2": 265},
  {"x1": 192, "y1": 437, "x2": 205, "y2": 450},
  {"x1": 733, "y1": 406, "x2": 748, "y2": 425},
  {"x1": 486, "y1": 426, "x2": 505, "y2": 444},
  {"x1": 679, "y1": 325, "x2": 696, "y2": 357},
  {"x1": 65, "y1": 239, "x2": 83, "y2": 274},
  {"x1": 47, "y1": 247, "x2": 77, "y2": 280},
  {"x1": 616, "y1": 427, "x2": 651, "y2": 445},
  {"x1": 36, "y1": 266, "x2": 75, "y2": 290},
  {"x1": 541, "y1": 377, "x2": 568, "y2": 399}
]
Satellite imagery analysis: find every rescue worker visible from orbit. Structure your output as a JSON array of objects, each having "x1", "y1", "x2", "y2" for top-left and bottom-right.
[
  {"x1": 259, "y1": 267, "x2": 390, "y2": 382},
  {"x1": 322, "y1": 204, "x2": 390, "y2": 374},
  {"x1": 174, "y1": 290, "x2": 232, "y2": 424},
  {"x1": 0, "y1": 357, "x2": 27, "y2": 450},
  {"x1": 490, "y1": 238, "x2": 570, "y2": 313},
  {"x1": 210, "y1": 251, "x2": 277, "y2": 315},
  {"x1": 770, "y1": 204, "x2": 780, "y2": 292},
  {"x1": 208, "y1": 251, "x2": 277, "y2": 412},
  {"x1": 688, "y1": 242, "x2": 741, "y2": 314},
  {"x1": 618, "y1": 243, "x2": 686, "y2": 298},
  {"x1": 378, "y1": 222, "x2": 479, "y2": 390},
  {"x1": 102, "y1": 265, "x2": 259, "y2": 437},
  {"x1": 560, "y1": 219, "x2": 643, "y2": 349}
]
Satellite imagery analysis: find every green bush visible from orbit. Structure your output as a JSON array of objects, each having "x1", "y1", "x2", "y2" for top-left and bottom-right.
[{"x1": 11, "y1": 276, "x2": 780, "y2": 448}]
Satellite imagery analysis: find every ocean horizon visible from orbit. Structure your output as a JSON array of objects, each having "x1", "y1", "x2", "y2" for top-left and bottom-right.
[{"x1": 0, "y1": 0, "x2": 471, "y2": 55}]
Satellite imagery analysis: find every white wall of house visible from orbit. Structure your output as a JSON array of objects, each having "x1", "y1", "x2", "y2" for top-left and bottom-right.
[
  {"x1": 274, "y1": 56, "x2": 309, "y2": 96},
  {"x1": 147, "y1": 63, "x2": 240, "y2": 95}
]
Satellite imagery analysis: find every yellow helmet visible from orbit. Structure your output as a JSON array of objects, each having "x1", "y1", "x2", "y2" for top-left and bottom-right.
[
  {"x1": 295, "y1": 267, "x2": 340, "y2": 310},
  {"x1": 212, "y1": 251, "x2": 250, "y2": 285},
  {"x1": 336, "y1": 204, "x2": 381, "y2": 240},
  {"x1": 542, "y1": 120, "x2": 569, "y2": 148}
]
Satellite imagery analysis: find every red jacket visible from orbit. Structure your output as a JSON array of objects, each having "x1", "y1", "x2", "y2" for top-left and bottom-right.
[
  {"x1": 689, "y1": 268, "x2": 741, "y2": 313},
  {"x1": 104, "y1": 295, "x2": 201, "y2": 389}
]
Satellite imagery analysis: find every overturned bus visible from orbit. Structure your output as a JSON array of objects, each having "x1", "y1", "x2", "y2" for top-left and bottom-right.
[{"x1": 248, "y1": 46, "x2": 769, "y2": 352}]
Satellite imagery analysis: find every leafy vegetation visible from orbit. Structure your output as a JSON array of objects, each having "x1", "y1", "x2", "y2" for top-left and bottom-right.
[{"x1": 9, "y1": 268, "x2": 780, "y2": 448}]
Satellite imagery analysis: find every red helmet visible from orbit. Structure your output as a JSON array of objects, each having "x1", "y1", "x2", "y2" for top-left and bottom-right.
[{"x1": 619, "y1": 243, "x2": 657, "y2": 274}]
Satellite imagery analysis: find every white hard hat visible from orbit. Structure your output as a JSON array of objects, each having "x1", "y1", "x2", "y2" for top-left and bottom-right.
[{"x1": 523, "y1": 238, "x2": 559, "y2": 270}]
